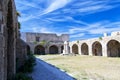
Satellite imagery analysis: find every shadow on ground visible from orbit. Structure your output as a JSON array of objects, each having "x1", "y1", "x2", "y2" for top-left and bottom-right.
[{"x1": 29, "y1": 58, "x2": 76, "y2": 80}]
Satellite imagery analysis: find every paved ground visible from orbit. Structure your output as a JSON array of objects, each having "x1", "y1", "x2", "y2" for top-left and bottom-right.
[{"x1": 29, "y1": 58, "x2": 75, "y2": 80}]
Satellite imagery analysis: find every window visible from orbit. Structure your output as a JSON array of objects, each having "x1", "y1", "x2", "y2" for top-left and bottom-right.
[{"x1": 36, "y1": 37, "x2": 40, "y2": 42}]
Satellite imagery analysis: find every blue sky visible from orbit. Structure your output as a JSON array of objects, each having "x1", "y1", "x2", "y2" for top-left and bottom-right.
[{"x1": 15, "y1": 0, "x2": 120, "y2": 41}]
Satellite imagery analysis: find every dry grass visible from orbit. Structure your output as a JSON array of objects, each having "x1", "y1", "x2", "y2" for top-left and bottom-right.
[{"x1": 36, "y1": 55, "x2": 120, "y2": 80}]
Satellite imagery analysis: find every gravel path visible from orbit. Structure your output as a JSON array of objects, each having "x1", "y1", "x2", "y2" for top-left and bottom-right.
[{"x1": 29, "y1": 58, "x2": 75, "y2": 80}]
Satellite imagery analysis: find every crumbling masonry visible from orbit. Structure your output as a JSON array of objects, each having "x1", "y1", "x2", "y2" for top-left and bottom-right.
[{"x1": 0, "y1": 0, "x2": 28, "y2": 80}]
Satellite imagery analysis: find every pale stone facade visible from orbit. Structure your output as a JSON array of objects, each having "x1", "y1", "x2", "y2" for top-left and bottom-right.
[
  {"x1": 69, "y1": 31, "x2": 120, "y2": 57},
  {"x1": 22, "y1": 32, "x2": 69, "y2": 54}
]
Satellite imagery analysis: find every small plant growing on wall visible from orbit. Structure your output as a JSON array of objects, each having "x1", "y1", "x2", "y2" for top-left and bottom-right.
[
  {"x1": 18, "y1": 22, "x2": 21, "y2": 29},
  {"x1": 16, "y1": 11, "x2": 21, "y2": 17},
  {"x1": 39, "y1": 40, "x2": 46, "y2": 46},
  {"x1": 99, "y1": 37, "x2": 102, "y2": 40},
  {"x1": 33, "y1": 41, "x2": 37, "y2": 44}
]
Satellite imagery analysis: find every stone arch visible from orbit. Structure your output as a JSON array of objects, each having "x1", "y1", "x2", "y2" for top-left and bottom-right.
[
  {"x1": 92, "y1": 41, "x2": 102, "y2": 56},
  {"x1": 61, "y1": 45, "x2": 64, "y2": 53},
  {"x1": 81, "y1": 43, "x2": 88, "y2": 55},
  {"x1": 107, "y1": 40, "x2": 120, "y2": 57},
  {"x1": 34, "y1": 45, "x2": 45, "y2": 55},
  {"x1": 49, "y1": 45, "x2": 58, "y2": 54},
  {"x1": 72, "y1": 44, "x2": 78, "y2": 54},
  {"x1": 7, "y1": 0, "x2": 16, "y2": 79}
]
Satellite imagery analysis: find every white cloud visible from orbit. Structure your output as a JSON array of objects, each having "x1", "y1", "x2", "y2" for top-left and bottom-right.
[
  {"x1": 62, "y1": 0, "x2": 120, "y2": 15},
  {"x1": 19, "y1": 15, "x2": 35, "y2": 22},
  {"x1": 32, "y1": 27, "x2": 52, "y2": 33},
  {"x1": 70, "y1": 33, "x2": 85, "y2": 38},
  {"x1": 68, "y1": 21, "x2": 120, "y2": 36},
  {"x1": 89, "y1": 22, "x2": 120, "y2": 34},
  {"x1": 15, "y1": 0, "x2": 40, "y2": 9},
  {"x1": 78, "y1": 5, "x2": 114, "y2": 15},
  {"x1": 42, "y1": 0, "x2": 71, "y2": 14}
]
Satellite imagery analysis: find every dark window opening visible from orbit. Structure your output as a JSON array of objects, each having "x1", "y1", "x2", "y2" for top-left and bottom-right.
[{"x1": 36, "y1": 37, "x2": 40, "y2": 42}]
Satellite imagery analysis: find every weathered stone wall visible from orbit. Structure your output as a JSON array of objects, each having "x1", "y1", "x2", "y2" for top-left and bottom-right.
[
  {"x1": 69, "y1": 32, "x2": 120, "y2": 57},
  {"x1": 16, "y1": 38, "x2": 27, "y2": 69},
  {"x1": 0, "y1": 0, "x2": 21, "y2": 80},
  {"x1": 21, "y1": 32, "x2": 69, "y2": 54},
  {"x1": 24, "y1": 32, "x2": 69, "y2": 42}
]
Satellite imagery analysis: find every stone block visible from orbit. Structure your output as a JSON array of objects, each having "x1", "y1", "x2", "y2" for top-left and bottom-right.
[
  {"x1": 0, "y1": 11, "x2": 2, "y2": 20},
  {"x1": 0, "y1": 35, "x2": 3, "y2": 47}
]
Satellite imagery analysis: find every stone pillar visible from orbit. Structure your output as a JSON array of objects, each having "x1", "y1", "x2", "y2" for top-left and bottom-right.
[
  {"x1": 30, "y1": 44, "x2": 35, "y2": 54},
  {"x1": 46, "y1": 46, "x2": 49, "y2": 54},
  {"x1": 88, "y1": 44, "x2": 92, "y2": 56},
  {"x1": 78, "y1": 44, "x2": 82, "y2": 55},
  {"x1": 58, "y1": 46, "x2": 61, "y2": 54},
  {"x1": 102, "y1": 43, "x2": 107, "y2": 57},
  {"x1": 45, "y1": 47, "x2": 48, "y2": 54},
  {"x1": 63, "y1": 41, "x2": 69, "y2": 54},
  {"x1": 70, "y1": 46, "x2": 72, "y2": 53}
]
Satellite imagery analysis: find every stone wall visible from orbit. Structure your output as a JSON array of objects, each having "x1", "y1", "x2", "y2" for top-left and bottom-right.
[
  {"x1": 69, "y1": 32, "x2": 120, "y2": 57},
  {"x1": 16, "y1": 38, "x2": 27, "y2": 69},
  {"x1": 21, "y1": 32, "x2": 69, "y2": 54},
  {"x1": 0, "y1": 0, "x2": 27, "y2": 80},
  {"x1": 0, "y1": 0, "x2": 17, "y2": 80},
  {"x1": 24, "y1": 32, "x2": 69, "y2": 42}
]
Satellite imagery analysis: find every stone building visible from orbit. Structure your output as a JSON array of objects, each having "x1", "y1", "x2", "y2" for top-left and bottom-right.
[
  {"x1": 69, "y1": 31, "x2": 120, "y2": 57},
  {"x1": 0, "y1": 0, "x2": 28, "y2": 80},
  {"x1": 21, "y1": 32, "x2": 69, "y2": 55}
]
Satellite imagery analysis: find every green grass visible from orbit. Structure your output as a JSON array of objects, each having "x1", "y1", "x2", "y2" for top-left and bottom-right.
[{"x1": 36, "y1": 55, "x2": 120, "y2": 80}]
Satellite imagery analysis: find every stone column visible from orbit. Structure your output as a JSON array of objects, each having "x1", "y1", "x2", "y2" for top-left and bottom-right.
[
  {"x1": 69, "y1": 46, "x2": 72, "y2": 53},
  {"x1": 78, "y1": 44, "x2": 82, "y2": 55},
  {"x1": 45, "y1": 47, "x2": 48, "y2": 54},
  {"x1": 58, "y1": 46, "x2": 61, "y2": 54},
  {"x1": 102, "y1": 43, "x2": 107, "y2": 57},
  {"x1": 88, "y1": 43, "x2": 92, "y2": 56},
  {"x1": 30, "y1": 44, "x2": 35, "y2": 54},
  {"x1": 63, "y1": 41, "x2": 69, "y2": 54}
]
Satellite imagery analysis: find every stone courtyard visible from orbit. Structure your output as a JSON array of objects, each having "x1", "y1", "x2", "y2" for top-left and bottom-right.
[{"x1": 0, "y1": 0, "x2": 120, "y2": 80}]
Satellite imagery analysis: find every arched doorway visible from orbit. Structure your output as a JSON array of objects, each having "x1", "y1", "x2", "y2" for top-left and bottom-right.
[
  {"x1": 92, "y1": 41, "x2": 102, "y2": 56},
  {"x1": 49, "y1": 45, "x2": 58, "y2": 54},
  {"x1": 72, "y1": 44, "x2": 78, "y2": 54},
  {"x1": 34, "y1": 45, "x2": 45, "y2": 55},
  {"x1": 81, "y1": 43, "x2": 88, "y2": 55},
  {"x1": 61, "y1": 45, "x2": 64, "y2": 53},
  {"x1": 107, "y1": 40, "x2": 120, "y2": 57},
  {"x1": 7, "y1": 1, "x2": 16, "y2": 79}
]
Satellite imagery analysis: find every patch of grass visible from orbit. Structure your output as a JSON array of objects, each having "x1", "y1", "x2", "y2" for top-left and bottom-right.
[{"x1": 37, "y1": 55, "x2": 120, "y2": 80}]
